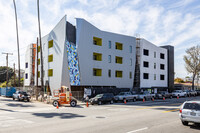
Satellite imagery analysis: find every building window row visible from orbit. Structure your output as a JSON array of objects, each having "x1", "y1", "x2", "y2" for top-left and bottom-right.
[
  {"x1": 93, "y1": 69, "x2": 132, "y2": 79},
  {"x1": 93, "y1": 36, "x2": 133, "y2": 53},
  {"x1": 143, "y1": 61, "x2": 165, "y2": 70},
  {"x1": 143, "y1": 73, "x2": 165, "y2": 80},
  {"x1": 143, "y1": 49, "x2": 165, "y2": 59},
  {"x1": 37, "y1": 69, "x2": 53, "y2": 78}
]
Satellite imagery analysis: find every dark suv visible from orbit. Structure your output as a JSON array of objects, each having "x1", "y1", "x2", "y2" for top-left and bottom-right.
[{"x1": 89, "y1": 93, "x2": 114, "y2": 105}]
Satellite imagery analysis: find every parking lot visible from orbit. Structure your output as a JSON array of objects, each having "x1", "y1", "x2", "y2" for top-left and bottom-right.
[{"x1": 0, "y1": 96, "x2": 200, "y2": 133}]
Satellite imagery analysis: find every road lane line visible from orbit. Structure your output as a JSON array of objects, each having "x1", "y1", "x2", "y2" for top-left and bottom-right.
[
  {"x1": 127, "y1": 127, "x2": 148, "y2": 133},
  {"x1": 162, "y1": 108, "x2": 179, "y2": 113}
]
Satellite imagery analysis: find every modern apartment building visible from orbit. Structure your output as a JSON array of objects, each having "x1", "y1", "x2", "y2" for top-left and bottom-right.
[
  {"x1": 24, "y1": 43, "x2": 36, "y2": 87},
  {"x1": 23, "y1": 15, "x2": 174, "y2": 94}
]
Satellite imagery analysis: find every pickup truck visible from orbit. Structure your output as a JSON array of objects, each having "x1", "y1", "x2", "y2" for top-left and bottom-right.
[
  {"x1": 183, "y1": 90, "x2": 197, "y2": 97},
  {"x1": 13, "y1": 91, "x2": 31, "y2": 102},
  {"x1": 137, "y1": 91, "x2": 155, "y2": 101},
  {"x1": 114, "y1": 92, "x2": 138, "y2": 102},
  {"x1": 172, "y1": 90, "x2": 187, "y2": 97}
]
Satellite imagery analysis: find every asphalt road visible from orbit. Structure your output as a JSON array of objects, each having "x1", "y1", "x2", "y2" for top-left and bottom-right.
[{"x1": 0, "y1": 96, "x2": 200, "y2": 133}]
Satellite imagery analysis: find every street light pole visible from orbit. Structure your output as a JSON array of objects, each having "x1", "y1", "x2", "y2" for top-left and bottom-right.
[{"x1": 13, "y1": 0, "x2": 21, "y2": 87}]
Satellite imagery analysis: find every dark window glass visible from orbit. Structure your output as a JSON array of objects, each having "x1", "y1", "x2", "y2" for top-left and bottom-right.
[
  {"x1": 143, "y1": 73, "x2": 149, "y2": 79},
  {"x1": 183, "y1": 103, "x2": 200, "y2": 111},
  {"x1": 108, "y1": 70, "x2": 111, "y2": 77},
  {"x1": 25, "y1": 73, "x2": 28, "y2": 79},
  {"x1": 160, "y1": 75, "x2": 165, "y2": 80},
  {"x1": 25, "y1": 62, "x2": 28, "y2": 68},
  {"x1": 143, "y1": 61, "x2": 149, "y2": 68},
  {"x1": 143, "y1": 49, "x2": 149, "y2": 56},
  {"x1": 160, "y1": 64, "x2": 165, "y2": 70},
  {"x1": 160, "y1": 53, "x2": 165, "y2": 59}
]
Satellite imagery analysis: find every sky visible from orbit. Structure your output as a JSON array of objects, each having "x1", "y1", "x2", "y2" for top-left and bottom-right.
[{"x1": 0, "y1": 0, "x2": 200, "y2": 78}]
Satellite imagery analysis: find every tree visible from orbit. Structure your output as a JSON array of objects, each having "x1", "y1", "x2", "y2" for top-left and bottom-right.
[
  {"x1": 0, "y1": 66, "x2": 14, "y2": 83},
  {"x1": 183, "y1": 45, "x2": 200, "y2": 90},
  {"x1": 174, "y1": 78, "x2": 184, "y2": 83}
]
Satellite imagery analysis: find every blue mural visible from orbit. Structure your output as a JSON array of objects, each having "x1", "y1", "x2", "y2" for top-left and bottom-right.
[{"x1": 66, "y1": 41, "x2": 80, "y2": 85}]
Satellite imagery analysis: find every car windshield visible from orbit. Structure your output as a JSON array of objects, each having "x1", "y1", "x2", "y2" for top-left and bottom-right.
[
  {"x1": 118, "y1": 92, "x2": 125, "y2": 95},
  {"x1": 95, "y1": 94, "x2": 103, "y2": 98},
  {"x1": 173, "y1": 90, "x2": 180, "y2": 93},
  {"x1": 183, "y1": 103, "x2": 200, "y2": 111}
]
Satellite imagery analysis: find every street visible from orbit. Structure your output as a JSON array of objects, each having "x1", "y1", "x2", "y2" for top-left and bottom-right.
[{"x1": 0, "y1": 96, "x2": 200, "y2": 133}]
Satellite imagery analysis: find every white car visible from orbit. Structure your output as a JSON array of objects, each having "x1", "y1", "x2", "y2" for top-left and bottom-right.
[
  {"x1": 172, "y1": 90, "x2": 187, "y2": 97},
  {"x1": 179, "y1": 101, "x2": 200, "y2": 125}
]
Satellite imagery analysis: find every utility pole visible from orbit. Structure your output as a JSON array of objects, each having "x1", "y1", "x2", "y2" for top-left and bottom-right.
[
  {"x1": 36, "y1": 38, "x2": 39, "y2": 100},
  {"x1": 14, "y1": 63, "x2": 16, "y2": 86},
  {"x1": 2, "y1": 53, "x2": 13, "y2": 87},
  {"x1": 13, "y1": 0, "x2": 21, "y2": 87},
  {"x1": 37, "y1": 0, "x2": 44, "y2": 98}
]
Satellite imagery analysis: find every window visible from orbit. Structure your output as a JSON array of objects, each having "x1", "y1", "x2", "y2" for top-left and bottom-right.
[
  {"x1": 129, "y1": 72, "x2": 132, "y2": 79},
  {"x1": 160, "y1": 64, "x2": 165, "y2": 70},
  {"x1": 108, "y1": 41, "x2": 111, "y2": 49},
  {"x1": 93, "y1": 37, "x2": 102, "y2": 46},
  {"x1": 160, "y1": 53, "x2": 165, "y2": 59},
  {"x1": 108, "y1": 55, "x2": 111, "y2": 63},
  {"x1": 115, "y1": 42, "x2": 123, "y2": 50},
  {"x1": 25, "y1": 62, "x2": 28, "y2": 68},
  {"x1": 160, "y1": 75, "x2": 165, "y2": 80},
  {"x1": 143, "y1": 73, "x2": 149, "y2": 79},
  {"x1": 48, "y1": 69, "x2": 53, "y2": 77},
  {"x1": 129, "y1": 46, "x2": 132, "y2": 53},
  {"x1": 93, "y1": 68, "x2": 102, "y2": 76},
  {"x1": 93, "y1": 53, "x2": 102, "y2": 61},
  {"x1": 154, "y1": 52, "x2": 156, "y2": 58},
  {"x1": 115, "y1": 70, "x2": 123, "y2": 78},
  {"x1": 108, "y1": 69, "x2": 111, "y2": 77},
  {"x1": 143, "y1": 49, "x2": 149, "y2": 56},
  {"x1": 38, "y1": 46, "x2": 40, "y2": 52},
  {"x1": 38, "y1": 71, "x2": 40, "y2": 78},
  {"x1": 143, "y1": 61, "x2": 149, "y2": 68},
  {"x1": 48, "y1": 40, "x2": 53, "y2": 48},
  {"x1": 38, "y1": 58, "x2": 40, "y2": 65},
  {"x1": 154, "y1": 74, "x2": 156, "y2": 80},
  {"x1": 130, "y1": 58, "x2": 132, "y2": 66},
  {"x1": 25, "y1": 73, "x2": 28, "y2": 79},
  {"x1": 48, "y1": 54, "x2": 53, "y2": 62},
  {"x1": 154, "y1": 63, "x2": 156, "y2": 69},
  {"x1": 115, "y1": 56, "x2": 123, "y2": 64}
]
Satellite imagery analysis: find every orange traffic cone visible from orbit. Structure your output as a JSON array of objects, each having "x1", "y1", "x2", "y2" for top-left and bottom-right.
[
  {"x1": 56, "y1": 105, "x2": 59, "y2": 109},
  {"x1": 152, "y1": 98, "x2": 154, "y2": 101},
  {"x1": 124, "y1": 99, "x2": 126, "y2": 104},
  {"x1": 143, "y1": 98, "x2": 145, "y2": 102},
  {"x1": 177, "y1": 96, "x2": 179, "y2": 99},
  {"x1": 163, "y1": 97, "x2": 165, "y2": 100},
  {"x1": 86, "y1": 102, "x2": 89, "y2": 107}
]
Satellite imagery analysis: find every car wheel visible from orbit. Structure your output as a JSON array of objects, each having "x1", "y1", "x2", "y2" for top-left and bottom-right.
[
  {"x1": 13, "y1": 97, "x2": 15, "y2": 100},
  {"x1": 18, "y1": 97, "x2": 20, "y2": 101},
  {"x1": 184, "y1": 94, "x2": 187, "y2": 98},
  {"x1": 170, "y1": 95, "x2": 172, "y2": 99},
  {"x1": 98, "y1": 100, "x2": 102, "y2": 105},
  {"x1": 52, "y1": 100, "x2": 59, "y2": 107},
  {"x1": 133, "y1": 98, "x2": 136, "y2": 102},
  {"x1": 70, "y1": 100, "x2": 77, "y2": 107},
  {"x1": 27, "y1": 99, "x2": 30, "y2": 102},
  {"x1": 110, "y1": 100, "x2": 114, "y2": 104},
  {"x1": 182, "y1": 121, "x2": 188, "y2": 126}
]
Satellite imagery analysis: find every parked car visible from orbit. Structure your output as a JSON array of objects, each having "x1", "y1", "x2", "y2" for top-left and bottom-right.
[
  {"x1": 179, "y1": 101, "x2": 200, "y2": 126},
  {"x1": 13, "y1": 91, "x2": 31, "y2": 102},
  {"x1": 155, "y1": 91, "x2": 172, "y2": 99},
  {"x1": 172, "y1": 90, "x2": 187, "y2": 97},
  {"x1": 196, "y1": 90, "x2": 200, "y2": 96},
  {"x1": 89, "y1": 93, "x2": 114, "y2": 105},
  {"x1": 114, "y1": 92, "x2": 138, "y2": 102},
  {"x1": 137, "y1": 91, "x2": 155, "y2": 100},
  {"x1": 184, "y1": 90, "x2": 197, "y2": 97}
]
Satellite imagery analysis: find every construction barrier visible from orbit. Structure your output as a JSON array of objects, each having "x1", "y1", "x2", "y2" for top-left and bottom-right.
[{"x1": 0, "y1": 87, "x2": 16, "y2": 97}]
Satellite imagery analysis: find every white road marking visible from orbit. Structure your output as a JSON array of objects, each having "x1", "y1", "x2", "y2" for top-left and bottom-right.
[{"x1": 127, "y1": 127, "x2": 148, "y2": 133}]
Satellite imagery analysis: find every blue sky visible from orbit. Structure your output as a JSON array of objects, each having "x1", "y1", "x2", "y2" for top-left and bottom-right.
[{"x1": 0, "y1": 0, "x2": 200, "y2": 79}]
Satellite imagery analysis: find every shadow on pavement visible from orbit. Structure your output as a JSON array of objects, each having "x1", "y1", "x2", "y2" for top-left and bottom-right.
[
  {"x1": 6, "y1": 103, "x2": 35, "y2": 107},
  {"x1": 32, "y1": 112, "x2": 85, "y2": 119},
  {"x1": 0, "y1": 108, "x2": 17, "y2": 112}
]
